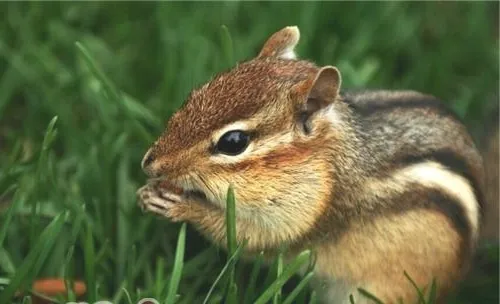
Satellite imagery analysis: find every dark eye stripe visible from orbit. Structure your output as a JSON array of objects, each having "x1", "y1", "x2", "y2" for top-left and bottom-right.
[{"x1": 214, "y1": 130, "x2": 250, "y2": 156}]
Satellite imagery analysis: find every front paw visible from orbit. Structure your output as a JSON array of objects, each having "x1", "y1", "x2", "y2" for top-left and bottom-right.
[{"x1": 136, "y1": 184, "x2": 189, "y2": 222}]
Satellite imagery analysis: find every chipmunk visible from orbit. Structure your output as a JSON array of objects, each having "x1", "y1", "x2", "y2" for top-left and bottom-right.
[{"x1": 137, "y1": 26, "x2": 488, "y2": 303}]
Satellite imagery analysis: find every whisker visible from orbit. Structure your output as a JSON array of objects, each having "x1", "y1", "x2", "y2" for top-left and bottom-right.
[{"x1": 193, "y1": 173, "x2": 217, "y2": 201}]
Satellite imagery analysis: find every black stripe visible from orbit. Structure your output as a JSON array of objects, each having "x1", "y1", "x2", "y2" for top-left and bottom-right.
[
  {"x1": 413, "y1": 187, "x2": 471, "y2": 240},
  {"x1": 395, "y1": 185, "x2": 472, "y2": 266},
  {"x1": 297, "y1": 182, "x2": 472, "y2": 251},
  {"x1": 377, "y1": 184, "x2": 472, "y2": 240},
  {"x1": 397, "y1": 150, "x2": 485, "y2": 217},
  {"x1": 342, "y1": 91, "x2": 464, "y2": 123}
]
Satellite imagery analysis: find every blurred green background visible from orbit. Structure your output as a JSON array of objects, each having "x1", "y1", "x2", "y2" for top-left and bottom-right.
[{"x1": 0, "y1": 2, "x2": 498, "y2": 304}]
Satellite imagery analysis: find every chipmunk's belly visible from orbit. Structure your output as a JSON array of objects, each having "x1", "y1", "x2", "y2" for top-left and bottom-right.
[{"x1": 310, "y1": 207, "x2": 463, "y2": 304}]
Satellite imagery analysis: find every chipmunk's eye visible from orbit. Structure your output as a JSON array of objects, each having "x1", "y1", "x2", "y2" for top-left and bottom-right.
[{"x1": 215, "y1": 130, "x2": 250, "y2": 155}]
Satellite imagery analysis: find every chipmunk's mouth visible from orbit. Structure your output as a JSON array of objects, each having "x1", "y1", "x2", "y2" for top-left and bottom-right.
[
  {"x1": 183, "y1": 189, "x2": 208, "y2": 202},
  {"x1": 182, "y1": 185, "x2": 222, "y2": 208},
  {"x1": 148, "y1": 176, "x2": 215, "y2": 206}
]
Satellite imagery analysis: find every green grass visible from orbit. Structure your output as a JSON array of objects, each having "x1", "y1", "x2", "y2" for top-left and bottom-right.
[{"x1": 0, "y1": 2, "x2": 498, "y2": 304}]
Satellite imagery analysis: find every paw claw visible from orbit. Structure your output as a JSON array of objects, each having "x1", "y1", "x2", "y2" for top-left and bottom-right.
[
  {"x1": 158, "y1": 190, "x2": 182, "y2": 203},
  {"x1": 136, "y1": 183, "x2": 188, "y2": 221}
]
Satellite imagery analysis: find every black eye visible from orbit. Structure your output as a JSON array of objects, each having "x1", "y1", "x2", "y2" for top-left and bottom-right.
[{"x1": 215, "y1": 130, "x2": 250, "y2": 155}]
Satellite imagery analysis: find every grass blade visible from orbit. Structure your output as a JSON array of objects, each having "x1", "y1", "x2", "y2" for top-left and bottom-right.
[
  {"x1": 165, "y1": 222, "x2": 187, "y2": 304},
  {"x1": 0, "y1": 213, "x2": 66, "y2": 303},
  {"x1": 226, "y1": 186, "x2": 237, "y2": 256},
  {"x1": 202, "y1": 243, "x2": 245, "y2": 304},
  {"x1": 357, "y1": 288, "x2": 385, "y2": 304},
  {"x1": 220, "y1": 25, "x2": 234, "y2": 68},
  {"x1": 0, "y1": 190, "x2": 24, "y2": 249},
  {"x1": 273, "y1": 252, "x2": 284, "y2": 304},
  {"x1": 243, "y1": 251, "x2": 264, "y2": 304},
  {"x1": 0, "y1": 118, "x2": 57, "y2": 249},
  {"x1": 404, "y1": 270, "x2": 426, "y2": 304},
  {"x1": 40, "y1": 116, "x2": 58, "y2": 154},
  {"x1": 63, "y1": 246, "x2": 76, "y2": 302},
  {"x1": 75, "y1": 42, "x2": 122, "y2": 104},
  {"x1": 36, "y1": 116, "x2": 58, "y2": 183},
  {"x1": 427, "y1": 278, "x2": 438, "y2": 304},
  {"x1": 225, "y1": 185, "x2": 238, "y2": 303},
  {"x1": 308, "y1": 290, "x2": 317, "y2": 304},
  {"x1": 282, "y1": 271, "x2": 314, "y2": 304},
  {"x1": 122, "y1": 287, "x2": 133, "y2": 304},
  {"x1": 226, "y1": 282, "x2": 238, "y2": 304},
  {"x1": 155, "y1": 257, "x2": 166, "y2": 299},
  {"x1": 116, "y1": 152, "x2": 130, "y2": 287},
  {"x1": 75, "y1": 42, "x2": 155, "y2": 143},
  {"x1": 21, "y1": 296, "x2": 32, "y2": 304},
  {"x1": 0, "y1": 247, "x2": 15, "y2": 274},
  {"x1": 254, "y1": 249, "x2": 312, "y2": 304},
  {"x1": 83, "y1": 221, "x2": 97, "y2": 303}
]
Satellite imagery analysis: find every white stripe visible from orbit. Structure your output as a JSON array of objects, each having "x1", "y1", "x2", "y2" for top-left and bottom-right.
[
  {"x1": 210, "y1": 125, "x2": 294, "y2": 164},
  {"x1": 397, "y1": 161, "x2": 479, "y2": 237},
  {"x1": 211, "y1": 121, "x2": 251, "y2": 141}
]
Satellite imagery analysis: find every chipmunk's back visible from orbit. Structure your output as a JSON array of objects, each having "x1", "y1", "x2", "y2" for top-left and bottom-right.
[
  {"x1": 343, "y1": 90, "x2": 484, "y2": 202},
  {"x1": 341, "y1": 89, "x2": 484, "y2": 239}
]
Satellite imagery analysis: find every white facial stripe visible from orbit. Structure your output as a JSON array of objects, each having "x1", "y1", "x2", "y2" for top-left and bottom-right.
[
  {"x1": 212, "y1": 121, "x2": 251, "y2": 142},
  {"x1": 210, "y1": 132, "x2": 294, "y2": 164},
  {"x1": 210, "y1": 142, "x2": 255, "y2": 164},
  {"x1": 394, "y1": 161, "x2": 480, "y2": 236}
]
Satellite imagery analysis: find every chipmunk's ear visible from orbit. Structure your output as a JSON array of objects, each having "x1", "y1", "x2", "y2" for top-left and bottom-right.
[
  {"x1": 293, "y1": 66, "x2": 342, "y2": 112},
  {"x1": 307, "y1": 66, "x2": 341, "y2": 105},
  {"x1": 292, "y1": 66, "x2": 342, "y2": 133},
  {"x1": 258, "y1": 26, "x2": 300, "y2": 59}
]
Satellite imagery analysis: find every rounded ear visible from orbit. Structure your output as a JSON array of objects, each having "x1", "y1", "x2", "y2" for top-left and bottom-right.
[
  {"x1": 291, "y1": 66, "x2": 342, "y2": 116},
  {"x1": 308, "y1": 66, "x2": 342, "y2": 104},
  {"x1": 258, "y1": 26, "x2": 300, "y2": 60}
]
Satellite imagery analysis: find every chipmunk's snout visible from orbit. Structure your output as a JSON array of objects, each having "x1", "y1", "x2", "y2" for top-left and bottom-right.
[
  {"x1": 141, "y1": 148, "x2": 157, "y2": 177},
  {"x1": 140, "y1": 147, "x2": 186, "y2": 180}
]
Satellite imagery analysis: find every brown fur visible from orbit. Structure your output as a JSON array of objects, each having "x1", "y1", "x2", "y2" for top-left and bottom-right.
[
  {"x1": 148, "y1": 59, "x2": 317, "y2": 158},
  {"x1": 233, "y1": 141, "x2": 314, "y2": 171},
  {"x1": 137, "y1": 26, "x2": 484, "y2": 303},
  {"x1": 315, "y1": 209, "x2": 462, "y2": 304}
]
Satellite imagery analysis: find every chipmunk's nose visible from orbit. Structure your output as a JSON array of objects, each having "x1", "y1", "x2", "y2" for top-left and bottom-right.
[{"x1": 141, "y1": 148, "x2": 157, "y2": 177}]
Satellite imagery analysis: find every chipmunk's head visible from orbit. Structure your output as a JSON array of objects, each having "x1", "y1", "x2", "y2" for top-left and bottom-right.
[{"x1": 141, "y1": 26, "x2": 351, "y2": 248}]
